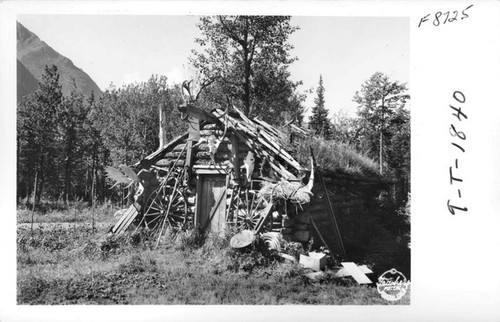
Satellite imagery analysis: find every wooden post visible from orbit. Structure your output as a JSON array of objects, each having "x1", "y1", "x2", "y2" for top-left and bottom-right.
[
  {"x1": 158, "y1": 103, "x2": 168, "y2": 150},
  {"x1": 184, "y1": 140, "x2": 194, "y2": 186},
  {"x1": 230, "y1": 135, "x2": 240, "y2": 184}
]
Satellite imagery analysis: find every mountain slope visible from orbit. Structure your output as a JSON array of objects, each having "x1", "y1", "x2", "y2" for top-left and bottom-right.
[
  {"x1": 17, "y1": 21, "x2": 102, "y2": 99},
  {"x1": 17, "y1": 59, "x2": 39, "y2": 102}
]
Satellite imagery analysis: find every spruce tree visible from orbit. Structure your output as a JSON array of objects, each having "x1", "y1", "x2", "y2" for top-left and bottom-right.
[
  {"x1": 309, "y1": 75, "x2": 332, "y2": 138},
  {"x1": 17, "y1": 65, "x2": 63, "y2": 203}
]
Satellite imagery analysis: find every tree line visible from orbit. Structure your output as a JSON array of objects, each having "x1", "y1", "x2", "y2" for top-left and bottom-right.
[
  {"x1": 17, "y1": 68, "x2": 185, "y2": 205},
  {"x1": 309, "y1": 72, "x2": 410, "y2": 205},
  {"x1": 17, "y1": 15, "x2": 410, "y2": 208}
]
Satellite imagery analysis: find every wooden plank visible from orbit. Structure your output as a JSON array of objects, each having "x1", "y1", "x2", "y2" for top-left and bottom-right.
[
  {"x1": 136, "y1": 133, "x2": 189, "y2": 166},
  {"x1": 199, "y1": 174, "x2": 229, "y2": 232},
  {"x1": 332, "y1": 265, "x2": 371, "y2": 278},
  {"x1": 220, "y1": 121, "x2": 297, "y2": 181},
  {"x1": 255, "y1": 130, "x2": 303, "y2": 170},
  {"x1": 227, "y1": 109, "x2": 302, "y2": 171},
  {"x1": 193, "y1": 164, "x2": 229, "y2": 175},
  {"x1": 252, "y1": 202, "x2": 274, "y2": 234},
  {"x1": 111, "y1": 204, "x2": 139, "y2": 235},
  {"x1": 154, "y1": 160, "x2": 185, "y2": 168},
  {"x1": 172, "y1": 143, "x2": 187, "y2": 152},
  {"x1": 213, "y1": 109, "x2": 304, "y2": 173},
  {"x1": 112, "y1": 205, "x2": 136, "y2": 234},
  {"x1": 290, "y1": 124, "x2": 309, "y2": 135},
  {"x1": 111, "y1": 207, "x2": 131, "y2": 233},
  {"x1": 300, "y1": 253, "x2": 326, "y2": 271},
  {"x1": 253, "y1": 117, "x2": 282, "y2": 138},
  {"x1": 240, "y1": 122, "x2": 303, "y2": 172},
  {"x1": 358, "y1": 265, "x2": 373, "y2": 274},
  {"x1": 117, "y1": 205, "x2": 140, "y2": 235},
  {"x1": 185, "y1": 140, "x2": 194, "y2": 167},
  {"x1": 232, "y1": 106, "x2": 257, "y2": 130},
  {"x1": 225, "y1": 186, "x2": 237, "y2": 224},
  {"x1": 341, "y1": 262, "x2": 372, "y2": 284},
  {"x1": 194, "y1": 174, "x2": 202, "y2": 228},
  {"x1": 202, "y1": 186, "x2": 227, "y2": 231},
  {"x1": 196, "y1": 151, "x2": 232, "y2": 160}
]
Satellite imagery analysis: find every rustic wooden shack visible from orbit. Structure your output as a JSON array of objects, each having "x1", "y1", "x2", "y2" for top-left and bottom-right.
[{"x1": 110, "y1": 102, "x2": 387, "y2": 259}]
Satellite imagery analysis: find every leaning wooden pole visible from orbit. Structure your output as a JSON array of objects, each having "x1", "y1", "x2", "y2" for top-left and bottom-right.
[
  {"x1": 319, "y1": 171, "x2": 347, "y2": 259},
  {"x1": 310, "y1": 147, "x2": 347, "y2": 259}
]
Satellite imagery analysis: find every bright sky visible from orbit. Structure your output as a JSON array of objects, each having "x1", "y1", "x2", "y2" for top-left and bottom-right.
[{"x1": 18, "y1": 15, "x2": 409, "y2": 118}]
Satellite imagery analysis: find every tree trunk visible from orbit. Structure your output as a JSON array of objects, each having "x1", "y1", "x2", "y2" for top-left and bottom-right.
[
  {"x1": 31, "y1": 188, "x2": 35, "y2": 233},
  {"x1": 242, "y1": 23, "x2": 252, "y2": 117},
  {"x1": 379, "y1": 131, "x2": 383, "y2": 175},
  {"x1": 64, "y1": 135, "x2": 73, "y2": 204},
  {"x1": 379, "y1": 97, "x2": 386, "y2": 176},
  {"x1": 36, "y1": 156, "x2": 45, "y2": 203},
  {"x1": 25, "y1": 182, "x2": 31, "y2": 206},
  {"x1": 243, "y1": 59, "x2": 251, "y2": 116},
  {"x1": 90, "y1": 146, "x2": 97, "y2": 207},
  {"x1": 84, "y1": 163, "x2": 89, "y2": 200},
  {"x1": 32, "y1": 170, "x2": 38, "y2": 213}
]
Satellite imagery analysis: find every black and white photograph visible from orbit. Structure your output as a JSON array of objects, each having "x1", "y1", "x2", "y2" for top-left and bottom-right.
[
  {"x1": 1, "y1": 1, "x2": 500, "y2": 321},
  {"x1": 15, "y1": 13, "x2": 410, "y2": 305}
]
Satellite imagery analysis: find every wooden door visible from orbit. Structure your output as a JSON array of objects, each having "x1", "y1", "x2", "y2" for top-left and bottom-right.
[{"x1": 196, "y1": 174, "x2": 227, "y2": 234}]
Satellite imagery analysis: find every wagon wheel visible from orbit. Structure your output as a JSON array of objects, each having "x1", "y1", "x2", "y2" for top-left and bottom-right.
[
  {"x1": 233, "y1": 189, "x2": 271, "y2": 232},
  {"x1": 142, "y1": 183, "x2": 188, "y2": 231}
]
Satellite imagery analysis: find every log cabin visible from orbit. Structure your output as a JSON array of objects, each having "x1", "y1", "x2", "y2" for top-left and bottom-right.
[{"x1": 111, "y1": 103, "x2": 388, "y2": 259}]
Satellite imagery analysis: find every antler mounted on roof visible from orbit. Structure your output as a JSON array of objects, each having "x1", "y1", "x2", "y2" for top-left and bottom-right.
[
  {"x1": 181, "y1": 79, "x2": 214, "y2": 104},
  {"x1": 178, "y1": 79, "x2": 217, "y2": 123}
]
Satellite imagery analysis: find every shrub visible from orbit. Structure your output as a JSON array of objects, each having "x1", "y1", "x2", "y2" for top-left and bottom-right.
[{"x1": 118, "y1": 254, "x2": 158, "y2": 274}]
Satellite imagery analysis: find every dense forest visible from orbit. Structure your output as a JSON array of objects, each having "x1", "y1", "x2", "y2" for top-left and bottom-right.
[{"x1": 17, "y1": 16, "x2": 410, "y2": 211}]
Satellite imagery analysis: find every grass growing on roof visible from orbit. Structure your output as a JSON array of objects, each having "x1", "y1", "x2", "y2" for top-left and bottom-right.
[{"x1": 294, "y1": 136, "x2": 379, "y2": 176}]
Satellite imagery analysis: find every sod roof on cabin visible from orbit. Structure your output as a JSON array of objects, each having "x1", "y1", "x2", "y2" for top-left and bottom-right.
[
  {"x1": 141, "y1": 107, "x2": 380, "y2": 180},
  {"x1": 292, "y1": 136, "x2": 380, "y2": 178}
]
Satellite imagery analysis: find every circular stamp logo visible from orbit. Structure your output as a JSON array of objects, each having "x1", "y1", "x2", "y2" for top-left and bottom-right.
[{"x1": 376, "y1": 268, "x2": 409, "y2": 302}]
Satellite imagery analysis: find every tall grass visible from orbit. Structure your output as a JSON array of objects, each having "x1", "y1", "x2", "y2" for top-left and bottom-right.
[
  {"x1": 17, "y1": 199, "x2": 117, "y2": 225},
  {"x1": 17, "y1": 207, "x2": 409, "y2": 305},
  {"x1": 293, "y1": 136, "x2": 379, "y2": 176}
]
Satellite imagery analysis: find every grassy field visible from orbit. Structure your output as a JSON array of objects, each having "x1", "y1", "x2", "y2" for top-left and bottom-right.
[{"x1": 17, "y1": 203, "x2": 410, "y2": 305}]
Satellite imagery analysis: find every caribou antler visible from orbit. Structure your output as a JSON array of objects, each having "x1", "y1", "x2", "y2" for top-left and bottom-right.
[
  {"x1": 181, "y1": 79, "x2": 214, "y2": 103},
  {"x1": 181, "y1": 80, "x2": 194, "y2": 102},
  {"x1": 194, "y1": 78, "x2": 214, "y2": 101}
]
